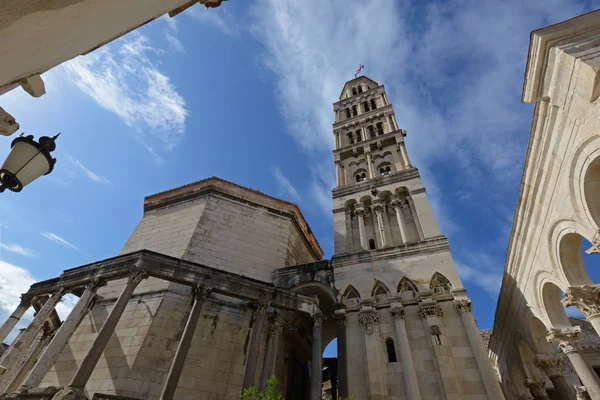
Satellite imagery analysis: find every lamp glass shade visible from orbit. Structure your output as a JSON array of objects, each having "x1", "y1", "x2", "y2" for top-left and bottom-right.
[{"x1": 1, "y1": 140, "x2": 52, "y2": 188}]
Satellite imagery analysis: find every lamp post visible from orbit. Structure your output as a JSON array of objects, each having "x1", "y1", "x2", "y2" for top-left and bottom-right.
[{"x1": 0, "y1": 133, "x2": 59, "y2": 193}]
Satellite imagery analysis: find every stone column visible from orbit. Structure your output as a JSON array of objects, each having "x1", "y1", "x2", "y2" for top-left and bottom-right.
[
  {"x1": 562, "y1": 285, "x2": 600, "y2": 336},
  {"x1": 355, "y1": 206, "x2": 368, "y2": 250},
  {"x1": 20, "y1": 280, "x2": 106, "y2": 390},
  {"x1": 310, "y1": 312, "x2": 324, "y2": 400},
  {"x1": 454, "y1": 299, "x2": 504, "y2": 399},
  {"x1": 372, "y1": 203, "x2": 387, "y2": 248},
  {"x1": 390, "y1": 305, "x2": 421, "y2": 400},
  {"x1": 67, "y1": 268, "x2": 148, "y2": 391},
  {"x1": 399, "y1": 141, "x2": 411, "y2": 168},
  {"x1": 392, "y1": 199, "x2": 409, "y2": 244},
  {"x1": 334, "y1": 310, "x2": 348, "y2": 399},
  {"x1": 0, "y1": 295, "x2": 31, "y2": 344},
  {"x1": 261, "y1": 316, "x2": 283, "y2": 389},
  {"x1": 534, "y1": 355, "x2": 576, "y2": 400},
  {"x1": 365, "y1": 151, "x2": 375, "y2": 179},
  {"x1": 359, "y1": 306, "x2": 387, "y2": 399},
  {"x1": 335, "y1": 160, "x2": 342, "y2": 187},
  {"x1": 0, "y1": 289, "x2": 64, "y2": 372},
  {"x1": 243, "y1": 301, "x2": 269, "y2": 389},
  {"x1": 345, "y1": 208, "x2": 354, "y2": 253},
  {"x1": 160, "y1": 286, "x2": 211, "y2": 400},
  {"x1": 525, "y1": 379, "x2": 550, "y2": 400},
  {"x1": 362, "y1": 127, "x2": 367, "y2": 141},
  {"x1": 547, "y1": 327, "x2": 600, "y2": 399},
  {"x1": 419, "y1": 299, "x2": 460, "y2": 397}
]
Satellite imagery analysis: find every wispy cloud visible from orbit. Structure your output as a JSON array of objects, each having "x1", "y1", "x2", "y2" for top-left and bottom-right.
[
  {"x1": 62, "y1": 32, "x2": 188, "y2": 160},
  {"x1": 165, "y1": 31, "x2": 185, "y2": 53},
  {"x1": 41, "y1": 231, "x2": 83, "y2": 253},
  {"x1": 0, "y1": 261, "x2": 36, "y2": 342},
  {"x1": 271, "y1": 166, "x2": 301, "y2": 203},
  {"x1": 67, "y1": 155, "x2": 111, "y2": 184},
  {"x1": 455, "y1": 260, "x2": 504, "y2": 298},
  {"x1": 187, "y1": 6, "x2": 240, "y2": 36},
  {"x1": 0, "y1": 243, "x2": 40, "y2": 258}
]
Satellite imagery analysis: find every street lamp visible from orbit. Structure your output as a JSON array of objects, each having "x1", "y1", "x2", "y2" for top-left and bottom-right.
[{"x1": 0, "y1": 133, "x2": 59, "y2": 193}]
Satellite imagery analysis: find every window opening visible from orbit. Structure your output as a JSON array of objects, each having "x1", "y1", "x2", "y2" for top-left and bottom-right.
[
  {"x1": 386, "y1": 338, "x2": 397, "y2": 362},
  {"x1": 369, "y1": 239, "x2": 376, "y2": 250}
]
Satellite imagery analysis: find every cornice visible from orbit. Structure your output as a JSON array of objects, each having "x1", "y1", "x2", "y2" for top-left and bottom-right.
[
  {"x1": 332, "y1": 168, "x2": 420, "y2": 198},
  {"x1": 333, "y1": 129, "x2": 404, "y2": 155},
  {"x1": 331, "y1": 236, "x2": 450, "y2": 267},
  {"x1": 334, "y1": 86, "x2": 386, "y2": 109}
]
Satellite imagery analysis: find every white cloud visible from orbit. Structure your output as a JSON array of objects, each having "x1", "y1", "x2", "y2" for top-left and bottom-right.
[
  {"x1": 0, "y1": 243, "x2": 40, "y2": 258},
  {"x1": 67, "y1": 155, "x2": 111, "y2": 184},
  {"x1": 455, "y1": 255, "x2": 504, "y2": 298},
  {"x1": 0, "y1": 261, "x2": 36, "y2": 343},
  {"x1": 166, "y1": 31, "x2": 185, "y2": 53},
  {"x1": 62, "y1": 32, "x2": 188, "y2": 159},
  {"x1": 55, "y1": 294, "x2": 79, "y2": 321},
  {"x1": 41, "y1": 231, "x2": 83, "y2": 253},
  {"x1": 271, "y1": 165, "x2": 301, "y2": 203},
  {"x1": 187, "y1": 5, "x2": 240, "y2": 36}
]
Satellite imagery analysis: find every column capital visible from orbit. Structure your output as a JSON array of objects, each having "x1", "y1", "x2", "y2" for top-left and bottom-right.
[
  {"x1": 355, "y1": 205, "x2": 366, "y2": 216},
  {"x1": 19, "y1": 293, "x2": 33, "y2": 307},
  {"x1": 127, "y1": 266, "x2": 148, "y2": 284},
  {"x1": 333, "y1": 313, "x2": 347, "y2": 327},
  {"x1": 89, "y1": 277, "x2": 107, "y2": 291},
  {"x1": 358, "y1": 310, "x2": 378, "y2": 335},
  {"x1": 270, "y1": 319, "x2": 283, "y2": 336},
  {"x1": 390, "y1": 306, "x2": 406, "y2": 320},
  {"x1": 454, "y1": 299, "x2": 472, "y2": 314},
  {"x1": 313, "y1": 312, "x2": 326, "y2": 328},
  {"x1": 562, "y1": 285, "x2": 600, "y2": 319},
  {"x1": 194, "y1": 285, "x2": 213, "y2": 300},
  {"x1": 534, "y1": 354, "x2": 564, "y2": 377},
  {"x1": 575, "y1": 386, "x2": 591, "y2": 400},
  {"x1": 419, "y1": 301, "x2": 443, "y2": 319},
  {"x1": 525, "y1": 379, "x2": 547, "y2": 397},
  {"x1": 546, "y1": 326, "x2": 581, "y2": 354},
  {"x1": 372, "y1": 203, "x2": 384, "y2": 213}
]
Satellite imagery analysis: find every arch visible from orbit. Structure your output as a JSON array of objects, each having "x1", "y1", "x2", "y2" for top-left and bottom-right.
[
  {"x1": 346, "y1": 132, "x2": 354, "y2": 145},
  {"x1": 341, "y1": 285, "x2": 360, "y2": 308},
  {"x1": 385, "y1": 338, "x2": 397, "y2": 362},
  {"x1": 398, "y1": 277, "x2": 418, "y2": 301},
  {"x1": 377, "y1": 162, "x2": 392, "y2": 176},
  {"x1": 559, "y1": 232, "x2": 593, "y2": 286},
  {"x1": 376, "y1": 122, "x2": 384, "y2": 135},
  {"x1": 370, "y1": 99, "x2": 377, "y2": 110},
  {"x1": 358, "y1": 85, "x2": 363, "y2": 93},
  {"x1": 569, "y1": 135, "x2": 600, "y2": 232},
  {"x1": 362, "y1": 102, "x2": 370, "y2": 113},
  {"x1": 345, "y1": 108, "x2": 351, "y2": 119},
  {"x1": 377, "y1": 190, "x2": 393, "y2": 201},
  {"x1": 355, "y1": 129, "x2": 362, "y2": 142},
  {"x1": 584, "y1": 155, "x2": 600, "y2": 228},
  {"x1": 372, "y1": 280, "x2": 391, "y2": 298},
  {"x1": 352, "y1": 105, "x2": 358, "y2": 117},
  {"x1": 352, "y1": 87, "x2": 357, "y2": 96},
  {"x1": 353, "y1": 168, "x2": 368, "y2": 183},
  {"x1": 430, "y1": 272, "x2": 452, "y2": 294},
  {"x1": 367, "y1": 125, "x2": 376, "y2": 139},
  {"x1": 541, "y1": 281, "x2": 571, "y2": 328}
]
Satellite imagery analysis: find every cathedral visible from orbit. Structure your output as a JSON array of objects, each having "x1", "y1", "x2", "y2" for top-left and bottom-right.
[{"x1": 0, "y1": 76, "x2": 502, "y2": 400}]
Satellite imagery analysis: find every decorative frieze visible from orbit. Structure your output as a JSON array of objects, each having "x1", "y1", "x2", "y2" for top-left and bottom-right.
[
  {"x1": 546, "y1": 326, "x2": 581, "y2": 354},
  {"x1": 358, "y1": 311, "x2": 379, "y2": 335},
  {"x1": 561, "y1": 285, "x2": 600, "y2": 318},
  {"x1": 419, "y1": 302, "x2": 443, "y2": 318}
]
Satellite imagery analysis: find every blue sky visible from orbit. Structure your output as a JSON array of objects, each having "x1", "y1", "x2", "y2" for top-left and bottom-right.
[{"x1": 1, "y1": 0, "x2": 600, "y2": 351}]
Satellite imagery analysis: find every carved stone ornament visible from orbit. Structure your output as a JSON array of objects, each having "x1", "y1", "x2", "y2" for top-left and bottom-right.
[
  {"x1": 585, "y1": 229, "x2": 600, "y2": 254},
  {"x1": 561, "y1": 285, "x2": 600, "y2": 319},
  {"x1": 128, "y1": 266, "x2": 148, "y2": 285},
  {"x1": 390, "y1": 307, "x2": 406, "y2": 320},
  {"x1": 418, "y1": 302, "x2": 442, "y2": 319},
  {"x1": 313, "y1": 312, "x2": 325, "y2": 328},
  {"x1": 430, "y1": 325, "x2": 442, "y2": 336},
  {"x1": 358, "y1": 311, "x2": 379, "y2": 335},
  {"x1": 195, "y1": 285, "x2": 213, "y2": 300},
  {"x1": 533, "y1": 355, "x2": 564, "y2": 377},
  {"x1": 333, "y1": 313, "x2": 347, "y2": 327},
  {"x1": 575, "y1": 386, "x2": 591, "y2": 400},
  {"x1": 546, "y1": 326, "x2": 581, "y2": 354},
  {"x1": 525, "y1": 379, "x2": 547, "y2": 397},
  {"x1": 454, "y1": 299, "x2": 472, "y2": 314},
  {"x1": 270, "y1": 320, "x2": 283, "y2": 336}
]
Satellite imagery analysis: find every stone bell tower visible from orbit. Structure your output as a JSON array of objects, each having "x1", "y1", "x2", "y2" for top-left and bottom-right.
[{"x1": 330, "y1": 76, "x2": 504, "y2": 399}]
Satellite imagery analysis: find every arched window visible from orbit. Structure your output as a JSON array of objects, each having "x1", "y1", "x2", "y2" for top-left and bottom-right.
[
  {"x1": 367, "y1": 126, "x2": 375, "y2": 138},
  {"x1": 386, "y1": 338, "x2": 397, "y2": 362},
  {"x1": 369, "y1": 239, "x2": 376, "y2": 250},
  {"x1": 430, "y1": 272, "x2": 452, "y2": 294},
  {"x1": 345, "y1": 108, "x2": 351, "y2": 119},
  {"x1": 362, "y1": 102, "x2": 370, "y2": 113},
  {"x1": 376, "y1": 122, "x2": 384, "y2": 136},
  {"x1": 370, "y1": 99, "x2": 377, "y2": 110},
  {"x1": 354, "y1": 169, "x2": 367, "y2": 183},
  {"x1": 352, "y1": 88, "x2": 357, "y2": 96},
  {"x1": 352, "y1": 105, "x2": 358, "y2": 117},
  {"x1": 379, "y1": 166, "x2": 392, "y2": 176},
  {"x1": 355, "y1": 130, "x2": 362, "y2": 142},
  {"x1": 342, "y1": 285, "x2": 360, "y2": 307},
  {"x1": 347, "y1": 133, "x2": 354, "y2": 145},
  {"x1": 358, "y1": 85, "x2": 363, "y2": 93}
]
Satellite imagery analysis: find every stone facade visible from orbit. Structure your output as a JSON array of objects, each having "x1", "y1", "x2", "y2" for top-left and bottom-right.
[
  {"x1": 490, "y1": 10, "x2": 600, "y2": 400},
  {"x1": 0, "y1": 80, "x2": 503, "y2": 400}
]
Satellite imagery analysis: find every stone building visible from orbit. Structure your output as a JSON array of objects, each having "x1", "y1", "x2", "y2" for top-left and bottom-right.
[
  {"x1": 489, "y1": 10, "x2": 600, "y2": 400},
  {"x1": 0, "y1": 78, "x2": 503, "y2": 400}
]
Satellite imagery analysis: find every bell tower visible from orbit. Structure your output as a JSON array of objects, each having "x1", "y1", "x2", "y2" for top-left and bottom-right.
[
  {"x1": 332, "y1": 75, "x2": 441, "y2": 254},
  {"x1": 330, "y1": 76, "x2": 504, "y2": 399}
]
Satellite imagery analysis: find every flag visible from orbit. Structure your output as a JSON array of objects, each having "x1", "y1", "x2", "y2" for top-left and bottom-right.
[{"x1": 354, "y1": 64, "x2": 364, "y2": 78}]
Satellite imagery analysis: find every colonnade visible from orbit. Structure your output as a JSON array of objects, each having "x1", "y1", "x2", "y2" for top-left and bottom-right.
[{"x1": 348, "y1": 192, "x2": 423, "y2": 251}]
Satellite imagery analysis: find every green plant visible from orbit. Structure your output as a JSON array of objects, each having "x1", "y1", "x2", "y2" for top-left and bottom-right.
[{"x1": 241, "y1": 376, "x2": 283, "y2": 400}]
